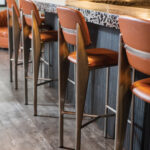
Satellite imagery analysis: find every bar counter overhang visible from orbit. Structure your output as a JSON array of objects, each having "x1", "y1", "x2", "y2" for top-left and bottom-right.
[
  {"x1": 21, "y1": 0, "x2": 150, "y2": 150},
  {"x1": 33, "y1": 0, "x2": 150, "y2": 29}
]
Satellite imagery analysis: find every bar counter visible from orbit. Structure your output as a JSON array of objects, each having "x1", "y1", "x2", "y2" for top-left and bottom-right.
[
  {"x1": 33, "y1": 0, "x2": 150, "y2": 29},
  {"x1": 31, "y1": 1, "x2": 150, "y2": 150}
]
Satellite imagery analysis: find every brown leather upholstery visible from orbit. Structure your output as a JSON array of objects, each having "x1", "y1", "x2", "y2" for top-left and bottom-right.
[
  {"x1": 20, "y1": 0, "x2": 44, "y2": 26},
  {"x1": 29, "y1": 30, "x2": 58, "y2": 42},
  {"x1": 120, "y1": 16, "x2": 150, "y2": 104},
  {"x1": 68, "y1": 48, "x2": 118, "y2": 68},
  {"x1": 57, "y1": 7, "x2": 91, "y2": 46},
  {"x1": 132, "y1": 78, "x2": 150, "y2": 103},
  {"x1": 119, "y1": 16, "x2": 150, "y2": 75},
  {"x1": 0, "y1": 10, "x2": 8, "y2": 49},
  {"x1": 126, "y1": 50, "x2": 150, "y2": 76},
  {"x1": 58, "y1": 7, "x2": 118, "y2": 68},
  {"x1": 0, "y1": 27, "x2": 8, "y2": 37},
  {"x1": 6, "y1": 0, "x2": 20, "y2": 17}
]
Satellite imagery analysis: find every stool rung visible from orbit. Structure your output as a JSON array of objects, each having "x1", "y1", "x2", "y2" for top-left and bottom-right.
[
  {"x1": 17, "y1": 62, "x2": 23, "y2": 65},
  {"x1": 10, "y1": 58, "x2": 31, "y2": 64},
  {"x1": 26, "y1": 76, "x2": 56, "y2": 81},
  {"x1": 62, "y1": 111, "x2": 99, "y2": 118},
  {"x1": 37, "y1": 80, "x2": 53, "y2": 86},
  {"x1": 40, "y1": 58, "x2": 53, "y2": 67},
  {"x1": 106, "y1": 105, "x2": 131, "y2": 124},
  {"x1": 81, "y1": 113, "x2": 115, "y2": 128},
  {"x1": 68, "y1": 78, "x2": 75, "y2": 85},
  {"x1": 106, "y1": 105, "x2": 116, "y2": 113},
  {"x1": 128, "y1": 119, "x2": 131, "y2": 124}
]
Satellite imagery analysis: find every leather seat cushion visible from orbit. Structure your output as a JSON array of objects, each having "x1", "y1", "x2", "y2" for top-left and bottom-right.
[
  {"x1": 0, "y1": 36, "x2": 8, "y2": 49},
  {"x1": 68, "y1": 48, "x2": 118, "y2": 68},
  {"x1": 29, "y1": 30, "x2": 57, "y2": 42},
  {"x1": 0, "y1": 27, "x2": 8, "y2": 38},
  {"x1": 132, "y1": 78, "x2": 150, "y2": 103}
]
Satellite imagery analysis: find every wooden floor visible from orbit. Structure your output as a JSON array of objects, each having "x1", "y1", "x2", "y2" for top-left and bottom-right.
[{"x1": 0, "y1": 49, "x2": 114, "y2": 150}]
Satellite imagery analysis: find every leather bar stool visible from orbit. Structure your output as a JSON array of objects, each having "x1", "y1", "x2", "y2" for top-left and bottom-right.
[
  {"x1": 115, "y1": 16, "x2": 150, "y2": 150},
  {"x1": 6, "y1": 0, "x2": 21, "y2": 89},
  {"x1": 0, "y1": 10, "x2": 8, "y2": 49},
  {"x1": 57, "y1": 7, "x2": 118, "y2": 150},
  {"x1": 20, "y1": 0, "x2": 57, "y2": 116}
]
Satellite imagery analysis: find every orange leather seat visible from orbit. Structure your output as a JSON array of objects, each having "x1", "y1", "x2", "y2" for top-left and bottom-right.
[
  {"x1": 0, "y1": 10, "x2": 8, "y2": 49},
  {"x1": 132, "y1": 78, "x2": 150, "y2": 103},
  {"x1": 29, "y1": 30, "x2": 57, "y2": 42},
  {"x1": 68, "y1": 48, "x2": 118, "y2": 68},
  {"x1": 0, "y1": 27, "x2": 8, "y2": 38}
]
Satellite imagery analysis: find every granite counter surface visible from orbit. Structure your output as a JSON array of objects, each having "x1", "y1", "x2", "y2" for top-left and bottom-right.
[{"x1": 33, "y1": 0, "x2": 150, "y2": 29}]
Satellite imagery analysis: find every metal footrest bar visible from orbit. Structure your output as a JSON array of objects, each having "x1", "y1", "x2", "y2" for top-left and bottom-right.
[
  {"x1": 81, "y1": 113, "x2": 115, "y2": 128},
  {"x1": 62, "y1": 111, "x2": 102, "y2": 118},
  {"x1": 106, "y1": 105, "x2": 116, "y2": 113},
  {"x1": 26, "y1": 76, "x2": 57, "y2": 81},
  {"x1": 106, "y1": 105, "x2": 132, "y2": 124},
  {"x1": 68, "y1": 78, "x2": 75, "y2": 85},
  {"x1": 40, "y1": 58, "x2": 53, "y2": 67},
  {"x1": 10, "y1": 59, "x2": 23, "y2": 62},
  {"x1": 62, "y1": 111, "x2": 115, "y2": 128},
  {"x1": 10, "y1": 58, "x2": 32, "y2": 64},
  {"x1": 37, "y1": 80, "x2": 53, "y2": 86}
]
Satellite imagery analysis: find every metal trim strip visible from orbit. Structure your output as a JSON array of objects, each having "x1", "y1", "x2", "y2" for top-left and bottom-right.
[{"x1": 125, "y1": 44, "x2": 150, "y2": 59}]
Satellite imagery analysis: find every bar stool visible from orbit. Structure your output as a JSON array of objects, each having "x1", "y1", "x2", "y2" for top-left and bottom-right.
[
  {"x1": 115, "y1": 16, "x2": 150, "y2": 150},
  {"x1": 20, "y1": 0, "x2": 57, "y2": 116},
  {"x1": 6, "y1": 0, "x2": 21, "y2": 89},
  {"x1": 57, "y1": 7, "x2": 118, "y2": 150}
]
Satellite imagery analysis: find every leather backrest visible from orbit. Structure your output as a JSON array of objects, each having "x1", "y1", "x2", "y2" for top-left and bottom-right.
[
  {"x1": 6, "y1": 0, "x2": 20, "y2": 17},
  {"x1": 19, "y1": 0, "x2": 41, "y2": 26},
  {"x1": 57, "y1": 7, "x2": 91, "y2": 46},
  {"x1": 119, "y1": 16, "x2": 150, "y2": 75}
]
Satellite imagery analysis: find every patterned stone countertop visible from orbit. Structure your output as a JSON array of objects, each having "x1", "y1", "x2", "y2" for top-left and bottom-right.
[{"x1": 33, "y1": 0, "x2": 150, "y2": 29}]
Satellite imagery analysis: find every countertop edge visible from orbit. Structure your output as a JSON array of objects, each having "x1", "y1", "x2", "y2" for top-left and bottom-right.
[{"x1": 33, "y1": 0, "x2": 119, "y2": 29}]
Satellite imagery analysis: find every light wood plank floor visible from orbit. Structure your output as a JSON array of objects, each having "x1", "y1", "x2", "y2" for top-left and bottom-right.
[{"x1": 0, "y1": 49, "x2": 114, "y2": 150}]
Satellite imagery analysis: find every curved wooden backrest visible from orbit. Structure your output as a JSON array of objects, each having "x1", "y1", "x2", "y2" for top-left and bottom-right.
[
  {"x1": 19, "y1": 0, "x2": 42, "y2": 26},
  {"x1": 6, "y1": 0, "x2": 20, "y2": 17},
  {"x1": 119, "y1": 16, "x2": 150, "y2": 75},
  {"x1": 57, "y1": 7, "x2": 91, "y2": 46}
]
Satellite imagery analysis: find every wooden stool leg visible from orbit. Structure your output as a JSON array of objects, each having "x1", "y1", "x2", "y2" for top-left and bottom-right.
[
  {"x1": 48, "y1": 43, "x2": 51, "y2": 87},
  {"x1": 33, "y1": 44, "x2": 42, "y2": 116},
  {"x1": 31, "y1": 11, "x2": 42, "y2": 116},
  {"x1": 75, "y1": 68, "x2": 89, "y2": 150},
  {"x1": 75, "y1": 23, "x2": 89, "y2": 150},
  {"x1": 9, "y1": 31, "x2": 13, "y2": 83},
  {"x1": 23, "y1": 38, "x2": 30, "y2": 105},
  {"x1": 8, "y1": 9, "x2": 13, "y2": 83},
  {"x1": 21, "y1": 10, "x2": 31, "y2": 105},
  {"x1": 58, "y1": 62, "x2": 69, "y2": 147},
  {"x1": 104, "y1": 67, "x2": 110, "y2": 138},
  {"x1": 130, "y1": 68, "x2": 135, "y2": 150},
  {"x1": 114, "y1": 35, "x2": 132, "y2": 150},
  {"x1": 14, "y1": 51, "x2": 18, "y2": 89},
  {"x1": 12, "y1": 6, "x2": 21, "y2": 90},
  {"x1": 58, "y1": 21, "x2": 69, "y2": 148}
]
